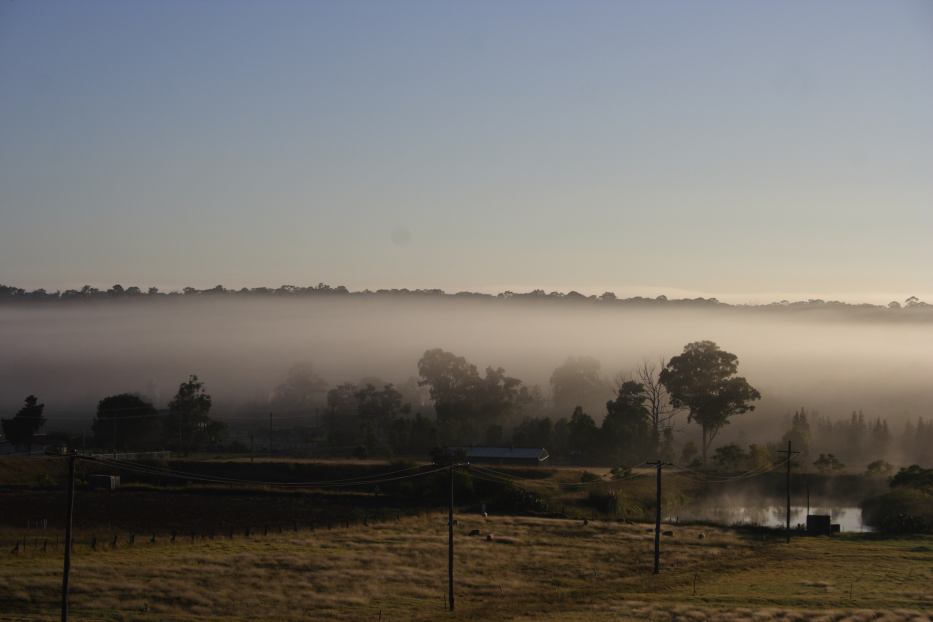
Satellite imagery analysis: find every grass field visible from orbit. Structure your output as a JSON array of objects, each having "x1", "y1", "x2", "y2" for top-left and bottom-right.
[{"x1": 1, "y1": 514, "x2": 930, "y2": 621}]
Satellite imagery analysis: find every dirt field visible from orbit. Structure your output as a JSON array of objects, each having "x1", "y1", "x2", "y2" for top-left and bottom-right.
[{"x1": 1, "y1": 514, "x2": 930, "y2": 621}]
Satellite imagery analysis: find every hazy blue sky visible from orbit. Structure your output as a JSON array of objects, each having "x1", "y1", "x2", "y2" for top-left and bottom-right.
[{"x1": 1, "y1": 0, "x2": 931, "y2": 303}]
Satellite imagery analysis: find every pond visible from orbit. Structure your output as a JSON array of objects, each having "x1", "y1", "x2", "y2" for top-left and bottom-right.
[{"x1": 674, "y1": 504, "x2": 871, "y2": 533}]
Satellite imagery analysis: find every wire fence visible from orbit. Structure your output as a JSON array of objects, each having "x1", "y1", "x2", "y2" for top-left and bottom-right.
[{"x1": 3, "y1": 453, "x2": 798, "y2": 558}]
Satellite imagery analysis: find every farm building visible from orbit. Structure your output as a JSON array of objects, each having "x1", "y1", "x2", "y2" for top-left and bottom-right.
[
  {"x1": 445, "y1": 446, "x2": 550, "y2": 466},
  {"x1": 806, "y1": 514, "x2": 841, "y2": 535}
]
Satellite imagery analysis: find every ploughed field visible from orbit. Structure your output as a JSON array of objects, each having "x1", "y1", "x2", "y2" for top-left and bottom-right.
[{"x1": 1, "y1": 514, "x2": 931, "y2": 621}]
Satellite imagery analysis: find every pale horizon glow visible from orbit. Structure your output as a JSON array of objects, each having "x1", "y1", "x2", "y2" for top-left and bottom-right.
[{"x1": 1, "y1": 1, "x2": 932, "y2": 301}]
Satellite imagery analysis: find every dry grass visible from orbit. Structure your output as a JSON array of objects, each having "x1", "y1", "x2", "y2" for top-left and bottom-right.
[{"x1": 0, "y1": 515, "x2": 930, "y2": 621}]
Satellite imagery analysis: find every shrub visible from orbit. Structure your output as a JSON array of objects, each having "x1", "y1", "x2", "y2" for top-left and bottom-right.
[
  {"x1": 891, "y1": 465, "x2": 933, "y2": 491},
  {"x1": 813, "y1": 453, "x2": 844, "y2": 474},
  {"x1": 865, "y1": 459, "x2": 893, "y2": 477},
  {"x1": 861, "y1": 488, "x2": 933, "y2": 534}
]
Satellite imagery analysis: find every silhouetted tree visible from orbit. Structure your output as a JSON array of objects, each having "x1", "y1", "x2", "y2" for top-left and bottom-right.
[
  {"x1": 566, "y1": 407, "x2": 598, "y2": 459},
  {"x1": 406, "y1": 413, "x2": 438, "y2": 454},
  {"x1": 866, "y1": 460, "x2": 893, "y2": 477},
  {"x1": 270, "y1": 363, "x2": 328, "y2": 415},
  {"x1": 781, "y1": 408, "x2": 812, "y2": 456},
  {"x1": 890, "y1": 465, "x2": 933, "y2": 491},
  {"x1": 846, "y1": 410, "x2": 867, "y2": 456},
  {"x1": 813, "y1": 453, "x2": 845, "y2": 474},
  {"x1": 92, "y1": 394, "x2": 159, "y2": 451},
  {"x1": 660, "y1": 341, "x2": 761, "y2": 463},
  {"x1": 712, "y1": 443, "x2": 747, "y2": 471},
  {"x1": 1, "y1": 395, "x2": 46, "y2": 454},
  {"x1": 601, "y1": 381, "x2": 652, "y2": 464},
  {"x1": 747, "y1": 444, "x2": 773, "y2": 470},
  {"x1": 634, "y1": 358, "x2": 678, "y2": 449},
  {"x1": 163, "y1": 376, "x2": 223, "y2": 455},
  {"x1": 418, "y1": 348, "x2": 530, "y2": 443},
  {"x1": 323, "y1": 383, "x2": 360, "y2": 445},
  {"x1": 355, "y1": 383, "x2": 409, "y2": 453},
  {"x1": 550, "y1": 356, "x2": 611, "y2": 419},
  {"x1": 870, "y1": 417, "x2": 891, "y2": 454},
  {"x1": 418, "y1": 348, "x2": 479, "y2": 440},
  {"x1": 512, "y1": 417, "x2": 553, "y2": 449},
  {"x1": 484, "y1": 423, "x2": 504, "y2": 445},
  {"x1": 901, "y1": 417, "x2": 933, "y2": 465}
]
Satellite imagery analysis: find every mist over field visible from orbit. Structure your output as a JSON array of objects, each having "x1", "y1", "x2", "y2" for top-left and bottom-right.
[{"x1": 3, "y1": 296, "x2": 931, "y2": 442}]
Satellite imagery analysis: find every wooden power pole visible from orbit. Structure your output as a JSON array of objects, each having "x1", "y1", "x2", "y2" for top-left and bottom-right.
[
  {"x1": 61, "y1": 452, "x2": 77, "y2": 622},
  {"x1": 777, "y1": 441, "x2": 799, "y2": 543},
  {"x1": 650, "y1": 461, "x2": 671, "y2": 574},
  {"x1": 445, "y1": 460, "x2": 468, "y2": 611},
  {"x1": 448, "y1": 463, "x2": 454, "y2": 611}
]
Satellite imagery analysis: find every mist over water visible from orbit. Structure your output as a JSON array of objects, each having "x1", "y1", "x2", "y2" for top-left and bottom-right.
[
  {"x1": 677, "y1": 504, "x2": 870, "y2": 533},
  {"x1": 2, "y1": 297, "x2": 932, "y2": 440}
]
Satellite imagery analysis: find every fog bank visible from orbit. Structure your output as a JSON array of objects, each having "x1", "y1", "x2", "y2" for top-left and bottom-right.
[{"x1": 2, "y1": 297, "x2": 932, "y2": 440}]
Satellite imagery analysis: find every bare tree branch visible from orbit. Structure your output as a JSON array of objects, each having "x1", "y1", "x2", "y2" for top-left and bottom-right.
[{"x1": 636, "y1": 356, "x2": 679, "y2": 435}]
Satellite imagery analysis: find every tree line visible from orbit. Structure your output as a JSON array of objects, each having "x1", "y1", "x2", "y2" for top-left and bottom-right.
[
  {"x1": 3, "y1": 340, "x2": 930, "y2": 470},
  {"x1": 2, "y1": 282, "x2": 931, "y2": 313},
  {"x1": 1, "y1": 376, "x2": 224, "y2": 455},
  {"x1": 4, "y1": 341, "x2": 763, "y2": 466}
]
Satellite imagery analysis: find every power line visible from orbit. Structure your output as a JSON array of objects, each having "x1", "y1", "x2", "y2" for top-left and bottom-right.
[
  {"x1": 776, "y1": 441, "x2": 800, "y2": 543},
  {"x1": 667, "y1": 457, "x2": 789, "y2": 484},
  {"x1": 80, "y1": 456, "x2": 445, "y2": 489}
]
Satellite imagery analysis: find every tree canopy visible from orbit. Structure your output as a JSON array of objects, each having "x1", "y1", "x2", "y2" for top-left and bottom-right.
[
  {"x1": 1, "y1": 395, "x2": 46, "y2": 453},
  {"x1": 601, "y1": 381, "x2": 652, "y2": 464},
  {"x1": 163, "y1": 375, "x2": 224, "y2": 454},
  {"x1": 92, "y1": 393, "x2": 159, "y2": 451},
  {"x1": 270, "y1": 363, "x2": 328, "y2": 415},
  {"x1": 550, "y1": 356, "x2": 611, "y2": 418},
  {"x1": 417, "y1": 348, "x2": 532, "y2": 443},
  {"x1": 659, "y1": 341, "x2": 760, "y2": 463}
]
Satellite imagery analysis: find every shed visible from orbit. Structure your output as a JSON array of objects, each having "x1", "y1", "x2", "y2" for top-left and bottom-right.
[{"x1": 806, "y1": 514, "x2": 832, "y2": 535}]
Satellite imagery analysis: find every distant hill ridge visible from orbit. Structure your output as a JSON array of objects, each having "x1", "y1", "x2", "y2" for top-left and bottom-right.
[{"x1": 1, "y1": 283, "x2": 930, "y2": 314}]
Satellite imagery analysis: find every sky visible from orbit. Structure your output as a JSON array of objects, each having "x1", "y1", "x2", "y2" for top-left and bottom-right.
[{"x1": 1, "y1": 0, "x2": 932, "y2": 304}]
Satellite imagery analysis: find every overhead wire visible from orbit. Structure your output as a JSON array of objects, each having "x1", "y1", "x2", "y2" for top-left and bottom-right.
[
  {"x1": 77, "y1": 450, "x2": 789, "y2": 495},
  {"x1": 467, "y1": 462, "x2": 651, "y2": 490},
  {"x1": 80, "y1": 455, "x2": 446, "y2": 489},
  {"x1": 667, "y1": 457, "x2": 789, "y2": 484},
  {"x1": 98, "y1": 456, "x2": 427, "y2": 485}
]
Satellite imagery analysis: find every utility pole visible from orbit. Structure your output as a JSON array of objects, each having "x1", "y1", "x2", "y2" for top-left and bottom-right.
[
  {"x1": 61, "y1": 452, "x2": 76, "y2": 622},
  {"x1": 445, "y1": 460, "x2": 468, "y2": 612},
  {"x1": 448, "y1": 463, "x2": 454, "y2": 612},
  {"x1": 650, "y1": 461, "x2": 671, "y2": 574},
  {"x1": 777, "y1": 441, "x2": 800, "y2": 543}
]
